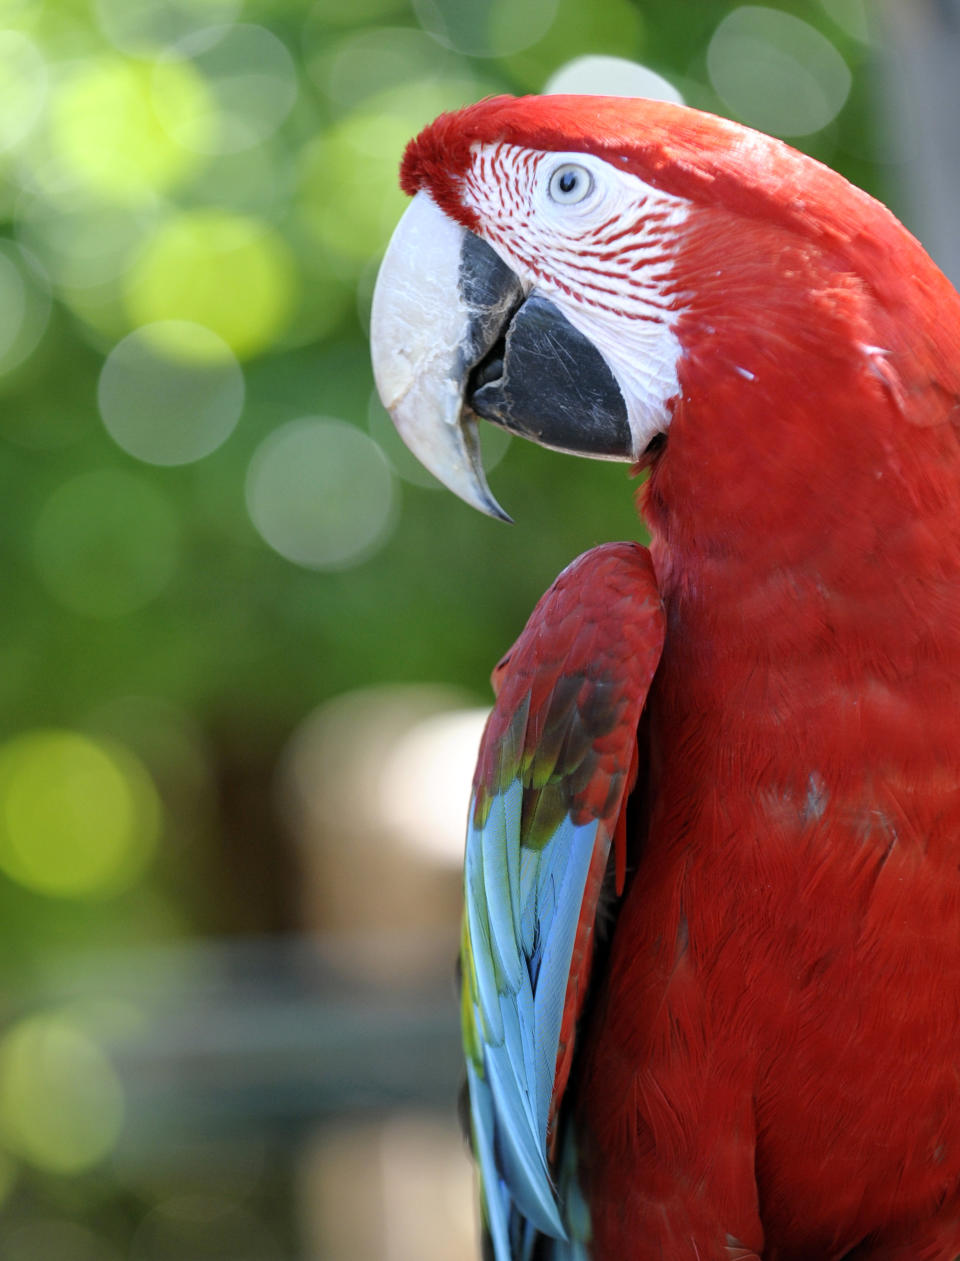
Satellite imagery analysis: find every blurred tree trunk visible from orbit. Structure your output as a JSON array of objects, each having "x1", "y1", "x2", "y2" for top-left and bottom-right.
[{"x1": 209, "y1": 722, "x2": 301, "y2": 934}]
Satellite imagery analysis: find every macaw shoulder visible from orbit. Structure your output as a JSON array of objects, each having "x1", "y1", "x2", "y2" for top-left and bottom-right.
[{"x1": 478, "y1": 541, "x2": 665, "y2": 830}]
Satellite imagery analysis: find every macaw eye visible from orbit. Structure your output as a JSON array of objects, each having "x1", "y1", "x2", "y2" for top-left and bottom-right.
[{"x1": 548, "y1": 163, "x2": 593, "y2": 205}]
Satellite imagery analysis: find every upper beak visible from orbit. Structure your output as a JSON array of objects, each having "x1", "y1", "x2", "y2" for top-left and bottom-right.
[
  {"x1": 370, "y1": 191, "x2": 632, "y2": 519},
  {"x1": 370, "y1": 191, "x2": 516, "y2": 521}
]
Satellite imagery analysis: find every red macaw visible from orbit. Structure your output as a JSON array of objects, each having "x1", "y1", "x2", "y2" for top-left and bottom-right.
[{"x1": 369, "y1": 94, "x2": 960, "y2": 1260}]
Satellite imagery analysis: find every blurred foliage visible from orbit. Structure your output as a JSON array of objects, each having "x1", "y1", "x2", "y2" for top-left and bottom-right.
[{"x1": 0, "y1": 0, "x2": 889, "y2": 1254}]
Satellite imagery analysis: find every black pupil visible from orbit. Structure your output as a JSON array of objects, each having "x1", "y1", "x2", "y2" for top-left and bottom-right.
[{"x1": 558, "y1": 170, "x2": 577, "y2": 194}]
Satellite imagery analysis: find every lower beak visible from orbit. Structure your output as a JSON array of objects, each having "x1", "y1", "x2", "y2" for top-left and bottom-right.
[{"x1": 370, "y1": 191, "x2": 631, "y2": 519}]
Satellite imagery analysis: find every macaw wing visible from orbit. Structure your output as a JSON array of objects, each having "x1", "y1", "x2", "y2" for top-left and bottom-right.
[{"x1": 461, "y1": 542, "x2": 665, "y2": 1259}]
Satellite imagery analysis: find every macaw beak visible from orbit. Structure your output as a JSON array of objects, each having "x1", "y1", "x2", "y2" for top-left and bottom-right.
[{"x1": 370, "y1": 191, "x2": 631, "y2": 519}]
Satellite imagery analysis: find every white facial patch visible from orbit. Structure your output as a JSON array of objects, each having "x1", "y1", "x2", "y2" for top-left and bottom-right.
[{"x1": 461, "y1": 144, "x2": 692, "y2": 456}]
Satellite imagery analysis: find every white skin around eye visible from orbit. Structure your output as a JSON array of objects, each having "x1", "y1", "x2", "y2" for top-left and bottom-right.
[
  {"x1": 464, "y1": 144, "x2": 694, "y2": 455},
  {"x1": 530, "y1": 152, "x2": 645, "y2": 237}
]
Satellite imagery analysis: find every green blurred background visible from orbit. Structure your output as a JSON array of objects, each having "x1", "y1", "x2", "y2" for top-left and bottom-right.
[{"x1": 0, "y1": 0, "x2": 946, "y2": 1256}]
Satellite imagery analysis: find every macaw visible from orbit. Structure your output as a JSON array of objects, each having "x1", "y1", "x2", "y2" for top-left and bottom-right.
[{"x1": 368, "y1": 94, "x2": 960, "y2": 1260}]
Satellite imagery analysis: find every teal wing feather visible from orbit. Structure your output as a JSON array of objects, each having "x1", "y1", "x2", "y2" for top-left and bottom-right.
[{"x1": 460, "y1": 543, "x2": 665, "y2": 1259}]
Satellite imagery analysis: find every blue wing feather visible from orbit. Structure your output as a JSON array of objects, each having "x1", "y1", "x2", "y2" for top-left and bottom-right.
[
  {"x1": 463, "y1": 791, "x2": 604, "y2": 1250},
  {"x1": 459, "y1": 543, "x2": 665, "y2": 1260}
]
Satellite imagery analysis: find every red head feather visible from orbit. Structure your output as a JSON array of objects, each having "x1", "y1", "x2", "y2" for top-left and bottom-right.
[
  {"x1": 400, "y1": 92, "x2": 960, "y2": 576},
  {"x1": 404, "y1": 95, "x2": 897, "y2": 261}
]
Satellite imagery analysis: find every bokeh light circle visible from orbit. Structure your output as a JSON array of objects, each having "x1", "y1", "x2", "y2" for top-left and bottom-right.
[
  {"x1": 34, "y1": 469, "x2": 181, "y2": 618},
  {"x1": 298, "y1": 80, "x2": 489, "y2": 266},
  {"x1": 0, "y1": 1013, "x2": 124, "y2": 1173},
  {"x1": 178, "y1": 140, "x2": 294, "y2": 222},
  {"x1": 16, "y1": 194, "x2": 158, "y2": 292},
  {"x1": 95, "y1": 0, "x2": 242, "y2": 56},
  {"x1": 0, "y1": 31, "x2": 47, "y2": 153},
  {"x1": 0, "y1": 729, "x2": 161, "y2": 898},
  {"x1": 414, "y1": 0, "x2": 557, "y2": 58},
  {"x1": 819, "y1": 0, "x2": 872, "y2": 43},
  {"x1": 0, "y1": 0, "x2": 41, "y2": 25},
  {"x1": 544, "y1": 56, "x2": 683, "y2": 101},
  {"x1": 311, "y1": 27, "x2": 452, "y2": 108},
  {"x1": 157, "y1": 24, "x2": 298, "y2": 155},
  {"x1": 299, "y1": 112, "x2": 413, "y2": 264},
  {"x1": 378, "y1": 708, "x2": 490, "y2": 864},
  {"x1": 48, "y1": 55, "x2": 214, "y2": 202},
  {"x1": 499, "y1": 0, "x2": 645, "y2": 90},
  {"x1": 304, "y1": 0, "x2": 409, "y2": 28},
  {"x1": 99, "y1": 322, "x2": 244, "y2": 465},
  {"x1": 246, "y1": 417, "x2": 398, "y2": 570},
  {"x1": 707, "y1": 6, "x2": 851, "y2": 137},
  {"x1": 124, "y1": 210, "x2": 297, "y2": 357}
]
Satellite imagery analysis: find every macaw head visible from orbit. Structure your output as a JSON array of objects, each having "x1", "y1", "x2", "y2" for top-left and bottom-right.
[{"x1": 370, "y1": 94, "x2": 960, "y2": 533}]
